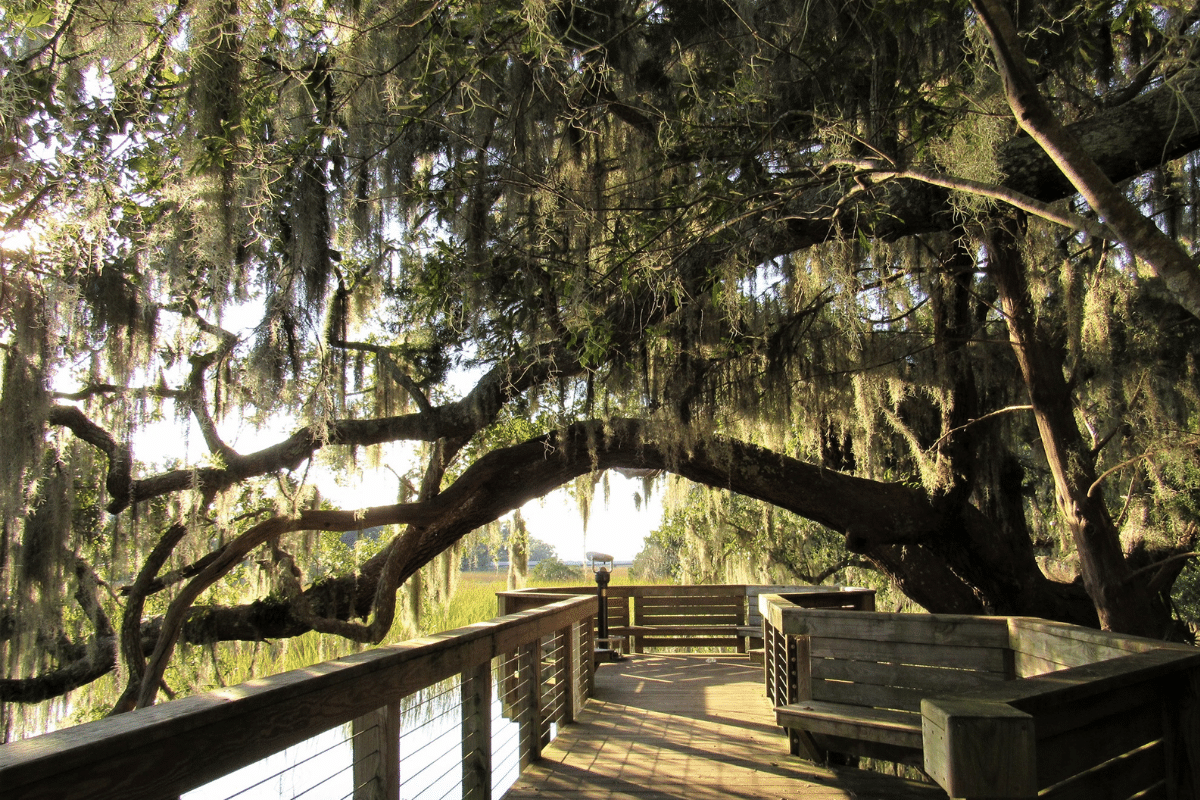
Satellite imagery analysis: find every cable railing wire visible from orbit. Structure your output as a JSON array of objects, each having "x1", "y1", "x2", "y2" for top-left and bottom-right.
[
  {"x1": 162, "y1": 601, "x2": 597, "y2": 800},
  {"x1": 291, "y1": 762, "x2": 355, "y2": 800},
  {"x1": 402, "y1": 710, "x2": 462, "y2": 763},
  {"x1": 406, "y1": 744, "x2": 464, "y2": 800},
  {"x1": 212, "y1": 725, "x2": 357, "y2": 800}
]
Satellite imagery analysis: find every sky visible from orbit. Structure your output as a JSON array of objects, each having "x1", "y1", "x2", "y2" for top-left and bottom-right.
[
  {"x1": 516, "y1": 474, "x2": 663, "y2": 562},
  {"x1": 317, "y1": 444, "x2": 663, "y2": 562}
]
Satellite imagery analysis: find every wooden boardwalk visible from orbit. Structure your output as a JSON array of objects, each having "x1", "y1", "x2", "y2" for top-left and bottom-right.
[{"x1": 504, "y1": 653, "x2": 947, "y2": 800}]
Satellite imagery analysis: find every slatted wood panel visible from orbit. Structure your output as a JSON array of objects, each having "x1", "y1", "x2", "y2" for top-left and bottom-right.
[
  {"x1": 499, "y1": 585, "x2": 877, "y2": 659},
  {"x1": 800, "y1": 612, "x2": 1011, "y2": 716},
  {"x1": 775, "y1": 607, "x2": 1011, "y2": 648},
  {"x1": 1007, "y1": 617, "x2": 1181, "y2": 677},
  {"x1": 922, "y1": 647, "x2": 1200, "y2": 800},
  {"x1": 503, "y1": 654, "x2": 947, "y2": 800},
  {"x1": 1038, "y1": 742, "x2": 1165, "y2": 800},
  {"x1": 628, "y1": 587, "x2": 746, "y2": 652},
  {"x1": 1005, "y1": 651, "x2": 1200, "y2": 799}
]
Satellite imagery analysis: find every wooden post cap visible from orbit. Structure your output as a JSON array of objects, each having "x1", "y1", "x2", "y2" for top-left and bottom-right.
[{"x1": 922, "y1": 697, "x2": 1037, "y2": 798}]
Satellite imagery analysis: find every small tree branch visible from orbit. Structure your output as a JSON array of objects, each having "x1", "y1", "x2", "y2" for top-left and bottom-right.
[
  {"x1": 925, "y1": 405, "x2": 1034, "y2": 452},
  {"x1": 833, "y1": 160, "x2": 1117, "y2": 240},
  {"x1": 71, "y1": 554, "x2": 114, "y2": 641},
  {"x1": 328, "y1": 338, "x2": 434, "y2": 414},
  {"x1": 1126, "y1": 551, "x2": 1199, "y2": 586},
  {"x1": 1086, "y1": 436, "x2": 1200, "y2": 498},
  {"x1": 51, "y1": 383, "x2": 185, "y2": 403},
  {"x1": 111, "y1": 523, "x2": 190, "y2": 715},
  {"x1": 46, "y1": 405, "x2": 132, "y2": 512},
  {"x1": 0, "y1": 641, "x2": 117, "y2": 703},
  {"x1": 185, "y1": 351, "x2": 239, "y2": 465}
]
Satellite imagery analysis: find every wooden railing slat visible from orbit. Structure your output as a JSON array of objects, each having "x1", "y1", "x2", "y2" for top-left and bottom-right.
[{"x1": 1036, "y1": 700, "x2": 1163, "y2": 788}]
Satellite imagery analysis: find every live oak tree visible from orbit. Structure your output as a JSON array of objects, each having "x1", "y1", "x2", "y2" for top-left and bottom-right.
[{"x1": 3, "y1": 0, "x2": 1200, "y2": 729}]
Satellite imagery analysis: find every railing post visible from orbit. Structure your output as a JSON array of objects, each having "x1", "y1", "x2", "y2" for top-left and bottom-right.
[
  {"x1": 921, "y1": 698, "x2": 1036, "y2": 798},
  {"x1": 783, "y1": 633, "x2": 823, "y2": 761},
  {"x1": 562, "y1": 625, "x2": 576, "y2": 725},
  {"x1": 736, "y1": 588, "x2": 748, "y2": 654},
  {"x1": 518, "y1": 639, "x2": 543, "y2": 768},
  {"x1": 536, "y1": 636, "x2": 550, "y2": 751},
  {"x1": 764, "y1": 622, "x2": 778, "y2": 702},
  {"x1": 584, "y1": 615, "x2": 596, "y2": 696},
  {"x1": 461, "y1": 662, "x2": 492, "y2": 800},
  {"x1": 352, "y1": 703, "x2": 400, "y2": 800},
  {"x1": 631, "y1": 592, "x2": 643, "y2": 654}
]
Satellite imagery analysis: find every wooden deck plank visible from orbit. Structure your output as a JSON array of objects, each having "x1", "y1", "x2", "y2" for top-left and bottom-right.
[{"x1": 502, "y1": 654, "x2": 947, "y2": 800}]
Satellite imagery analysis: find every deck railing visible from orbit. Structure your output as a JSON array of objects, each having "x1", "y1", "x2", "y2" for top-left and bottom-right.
[
  {"x1": 500, "y1": 583, "x2": 875, "y2": 654},
  {"x1": 763, "y1": 594, "x2": 1200, "y2": 799},
  {"x1": 0, "y1": 594, "x2": 597, "y2": 800},
  {"x1": 0, "y1": 584, "x2": 876, "y2": 800}
]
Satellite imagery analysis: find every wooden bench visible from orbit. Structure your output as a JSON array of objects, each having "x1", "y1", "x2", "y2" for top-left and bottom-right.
[
  {"x1": 621, "y1": 585, "x2": 876, "y2": 656},
  {"x1": 625, "y1": 587, "x2": 747, "y2": 651},
  {"x1": 923, "y1": 647, "x2": 1200, "y2": 798},
  {"x1": 768, "y1": 607, "x2": 1010, "y2": 765},
  {"x1": 500, "y1": 584, "x2": 873, "y2": 658},
  {"x1": 762, "y1": 599, "x2": 1200, "y2": 797}
]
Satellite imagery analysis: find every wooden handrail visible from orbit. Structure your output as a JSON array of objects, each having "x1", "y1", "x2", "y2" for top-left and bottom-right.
[
  {"x1": 0, "y1": 594, "x2": 597, "y2": 800},
  {"x1": 922, "y1": 648, "x2": 1200, "y2": 797}
]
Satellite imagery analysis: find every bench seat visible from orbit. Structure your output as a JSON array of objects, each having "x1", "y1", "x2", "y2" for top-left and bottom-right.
[{"x1": 775, "y1": 700, "x2": 922, "y2": 750}]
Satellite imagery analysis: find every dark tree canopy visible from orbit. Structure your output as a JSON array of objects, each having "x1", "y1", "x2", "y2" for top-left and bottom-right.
[{"x1": 3, "y1": 0, "x2": 1200, "y2": 732}]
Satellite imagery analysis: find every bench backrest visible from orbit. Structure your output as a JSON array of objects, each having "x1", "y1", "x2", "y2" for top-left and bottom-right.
[
  {"x1": 1007, "y1": 616, "x2": 1177, "y2": 676},
  {"x1": 772, "y1": 608, "x2": 1012, "y2": 712},
  {"x1": 630, "y1": 586, "x2": 745, "y2": 648}
]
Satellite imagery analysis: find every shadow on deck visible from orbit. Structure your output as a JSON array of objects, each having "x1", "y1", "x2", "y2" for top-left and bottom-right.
[{"x1": 505, "y1": 654, "x2": 946, "y2": 800}]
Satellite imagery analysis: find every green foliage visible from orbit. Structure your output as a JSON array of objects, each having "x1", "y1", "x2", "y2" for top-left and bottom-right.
[
  {"x1": 530, "y1": 556, "x2": 582, "y2": 583},
  {"x1": 645, "y1": 480, "x2": 861, "y2": 587},
  {"x1": 1172, "y1": 560, "x2": 1200, "y2": 642}
]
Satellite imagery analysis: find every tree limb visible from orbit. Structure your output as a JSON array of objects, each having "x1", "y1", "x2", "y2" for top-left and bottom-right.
[
  {"x1": 972, "y1": 0, "x2": 1200, "y2": 320},
  {"x1": 925, "y1": 405, "x2": 1034, "y2": 453},
  {"x1": 835, "y1": 160, "x2": 1117, "y2": 241},
  {"x1": 111, "y1": 523, "x2": 190, "y2": 715},
  {"x1": 45, "y1": 406, "x2": 132, "y2": 513}
]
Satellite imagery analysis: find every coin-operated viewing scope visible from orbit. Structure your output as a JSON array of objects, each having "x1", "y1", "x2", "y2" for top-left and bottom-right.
[{"x1": 586, "y1": 551, "x2": 622, "y2": 662}]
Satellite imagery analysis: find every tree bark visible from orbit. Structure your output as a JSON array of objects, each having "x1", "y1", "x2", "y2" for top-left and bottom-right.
[{"x1": 985, "y1": 221, "x2": 1168, "y2": 637}]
